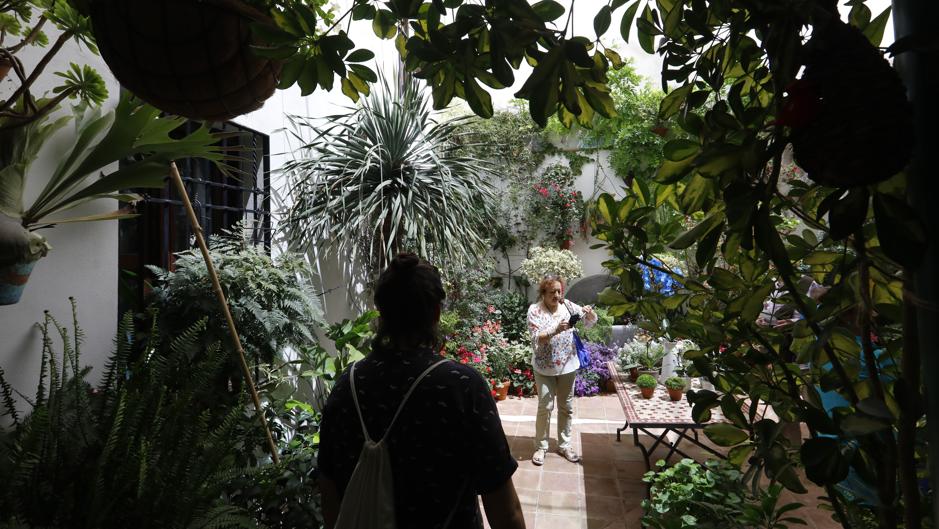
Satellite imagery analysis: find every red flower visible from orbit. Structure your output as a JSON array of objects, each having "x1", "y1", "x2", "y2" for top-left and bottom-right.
[{"x1": 491, "y1": 389, "x2": 497, "y2": 397}]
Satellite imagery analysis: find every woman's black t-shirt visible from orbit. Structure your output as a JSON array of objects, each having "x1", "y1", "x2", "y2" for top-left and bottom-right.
[{"x1": 318, "y1": 348, "x2": 517, "y2": 528}]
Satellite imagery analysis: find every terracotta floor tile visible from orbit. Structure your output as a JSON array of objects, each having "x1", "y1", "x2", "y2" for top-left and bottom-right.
[
  {"x1": 581, "y1": 458, "x2": 616, "y2": 478},
  {"x1": 583, "y1": 476, "x2": 620, "y2": 498},
  {"x1": 587, "y1": 518, "x2": 627, "y2": 529},
  {"x1": 584, "y1": 495, "x2": 626, "y2": 520},
  {"x1": 513, "y1": 468, "x2": 542, "y2": 490},
  {"x1": 541, "y1": 470, "x2": 583, "y2": 493},
  {"x1": 535, "y1": 513, "x2": 587, "y2": 529},
  {"x1": 537, "y1": 490, "x2": 585, "y2": 516},
  {"x1": 515, "y1": 487, "x2": 540, "y2": 512},
  {"x1": 579, "y1": 408, "x2": 607, "y2": 420}
]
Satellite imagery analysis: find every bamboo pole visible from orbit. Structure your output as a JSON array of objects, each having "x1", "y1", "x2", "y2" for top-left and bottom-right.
[{"x1": 168, "y1": 161, "x2": 280, "y2": 465}]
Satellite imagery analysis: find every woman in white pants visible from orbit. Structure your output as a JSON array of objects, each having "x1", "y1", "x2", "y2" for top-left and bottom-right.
[{"x1": 526, "y1": 275, "x2": 596, "y2": 466}]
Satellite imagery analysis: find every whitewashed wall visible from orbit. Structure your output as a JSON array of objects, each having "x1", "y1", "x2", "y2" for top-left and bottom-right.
[{"x1": 0, "y1": 28, "x2": 122, "y2": 408}]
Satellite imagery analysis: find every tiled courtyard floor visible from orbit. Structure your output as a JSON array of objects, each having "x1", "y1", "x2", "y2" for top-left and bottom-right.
[{"x1": 485, "y1": 394, "x2": 842, "y2": 529}]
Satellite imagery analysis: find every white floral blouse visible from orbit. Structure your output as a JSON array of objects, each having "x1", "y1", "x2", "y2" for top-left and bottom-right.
[{"x1": 527, "y1": 300, "x2": 597, "y2": 376}]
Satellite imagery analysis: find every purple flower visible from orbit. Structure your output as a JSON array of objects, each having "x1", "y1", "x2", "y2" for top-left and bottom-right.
[{"x1": 574, "y1": 342, "x2": 618, "y2": 397}]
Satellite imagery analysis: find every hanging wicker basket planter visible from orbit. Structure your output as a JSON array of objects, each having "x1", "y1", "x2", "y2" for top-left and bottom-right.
[{"x1": 89, "y1": 0, "x2": 283, "y2": 121}]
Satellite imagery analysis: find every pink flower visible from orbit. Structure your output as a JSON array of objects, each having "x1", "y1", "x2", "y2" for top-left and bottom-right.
[
  {"x1": 487, "y1": 305, "x2": 496, "y2": 313},
  {"x1": 539, "y1": 188, "x2": 549, "y2": 198}
]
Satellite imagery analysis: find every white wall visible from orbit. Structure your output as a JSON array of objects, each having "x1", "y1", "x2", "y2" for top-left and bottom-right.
[{"x1": 0, "y1": 28, "x2": 122, "y2": 408}]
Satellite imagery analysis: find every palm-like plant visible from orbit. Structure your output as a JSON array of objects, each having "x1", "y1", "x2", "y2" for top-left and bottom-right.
[{"x1": 281, "y1": 72, "x2": 496, "y2": 283}]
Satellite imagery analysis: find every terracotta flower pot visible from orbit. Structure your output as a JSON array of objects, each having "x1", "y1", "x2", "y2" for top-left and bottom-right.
[
  {"x1": 628, "y1": 367, "x2": 639, "y2": 382},
  {"x1": 559, "y1": 239, "x2": 573, "y2": 250},
  {"x1": 667, "y1": 388, "x2": 683, "y2": 402},
  {"x1": 639, "y1": 386, "x2": 655, "y2": 399},
  {"x1": 0, "y1": 259, "x2": 37, "y2": 305},
  {"x1": 494, "y1": 381, "x2": 510, "y2": 401}
]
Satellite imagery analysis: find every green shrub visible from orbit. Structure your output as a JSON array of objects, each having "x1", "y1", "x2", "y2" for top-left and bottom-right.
[
  {"x1": 641, "y1": 459, "x2": 746, "y2": 529},
  {"x1": 664, "y1": 376, "x2": 685, "y2": 390},
  {"x1": 576, "y1": 306, "x2": 613, "y2": 344},
  {"x1": 492, "y1": 290, "x2": 529, "y2": 342},
  {"x1": 636, "y1": 373, "x2": 657, "y2": 388},
  {"x1": 147, "y1": 223, "x2": 323, "y2": 368}
]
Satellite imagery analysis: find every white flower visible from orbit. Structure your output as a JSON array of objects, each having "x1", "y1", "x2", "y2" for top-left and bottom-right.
[{"x1": 519, "y1": 246, "x2": 584, "y2": 285}]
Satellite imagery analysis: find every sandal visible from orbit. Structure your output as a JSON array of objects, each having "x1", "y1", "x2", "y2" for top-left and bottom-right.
[
  {"x1": 557, "y1": 446, "x2": 581, "y2": 463},
  {"x1": 532, "y1": 448, "x2": 546, "y2": 466}
]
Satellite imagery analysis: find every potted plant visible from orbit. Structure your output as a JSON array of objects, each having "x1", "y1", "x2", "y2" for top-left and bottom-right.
[
  {"x1": 636, "y1": 374, "x2": 657, "y2": 399},
  {"x1": 486, "y1": 344, "x2": 512, "y2": 401},
  {"x1": 0, "y1": 93, "x2": 229, "y2": 304},
  {"x1": 664, "y1": 377, "x2": 685, "y2": 402},
  {"x1": 636, "y1": 340, "x2": 666, "y2": 378},
  {"x1": 618, "y1": 341, "x2": 643, "y2": 381},
  {"x1": 518, "y1": 246, "x2": 584, "y2": 286}
]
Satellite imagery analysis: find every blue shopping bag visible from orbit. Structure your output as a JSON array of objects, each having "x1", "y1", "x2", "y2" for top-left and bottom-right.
[{"x1": 573, "y1": 331, "x2": 590, "y2": 369}]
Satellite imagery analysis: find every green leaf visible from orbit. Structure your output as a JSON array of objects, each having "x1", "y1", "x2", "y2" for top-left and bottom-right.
[
  {"x1": 663, "y1": 139, "x2": 699, "y2": 161},
  {"x1": 658, "y1": 84, "x2": 691, "y2": 119},
  {"x1": 801, "y1": 437, "x2": 850, "y2": 485},
  {"x1": 863, "y1": 7, "x2": 891, "y2": 46},
  {"x1": 828, "y1": 187, "x2": 869, "y2": 240},
  {"x1": 463, "y1": 77, "x2": 494, "y2": 118},
  {"x1": 341, "y1": 77, "x2": 360, "y2": 102},
  {"x1": 873, "y1": 192, "x2": 926, "y2": 268},
  {"x1": 619, "y1": 2, "x2": 640, "y2": 43},
  {"x1": 532, "y1": 0, "x2": 565, "y2": 21},
  {"x1": 703, "y1": 423, "x2": 749, "y2": 446},
  {"x1": 597, "y1": 287, "x2": 628, "y2": 305},
  {"x1": 372, "y1": 9, "x2": 397, "y2": 39},
  {"x1": 637, "y1": 5, "x2": 657, "y2": 54},
  {"x1": 346, "y1": 49, "x2": 375, "y2": 62},
  {"x1": 594, "y1": 5, "x2": 612, "y2": 37},
  {"x1": 839, "y1": 413, "x2": 891, "y2": 436},
  {"x1": 669, "y1": 210, "x2": 723, "y2": 249}
]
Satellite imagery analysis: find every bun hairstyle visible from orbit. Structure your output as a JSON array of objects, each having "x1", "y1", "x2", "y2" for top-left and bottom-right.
[
  {"x1": 373, "y1": 253, "x2": 446, "y2": 352},
  {"x1": 537, "y1": 274, "x2": 565, "y2": 299}
]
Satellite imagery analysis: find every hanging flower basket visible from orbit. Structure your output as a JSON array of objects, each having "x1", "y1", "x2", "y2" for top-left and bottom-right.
[{"x1": 89, "y1": 0, "x2": 283, "y2": 121}]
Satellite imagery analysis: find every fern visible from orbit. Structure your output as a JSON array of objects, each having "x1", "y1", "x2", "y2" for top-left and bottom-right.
[
  {"x1": 0, "y1": 304, "x2": 270, "y2": 529},
  {"x1": 0, "y1": 366, "x2": 19, "y2": 426}
]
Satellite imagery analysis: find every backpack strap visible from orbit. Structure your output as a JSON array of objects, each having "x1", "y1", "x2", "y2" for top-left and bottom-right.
[{"x1": 349, "y1": 359, "x2": 450, "y2": 444}]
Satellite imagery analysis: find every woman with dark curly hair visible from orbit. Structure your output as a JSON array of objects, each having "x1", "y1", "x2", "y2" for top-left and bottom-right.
[{"x1": 318, "y1": 253, "x2": 525, "y2": 529}]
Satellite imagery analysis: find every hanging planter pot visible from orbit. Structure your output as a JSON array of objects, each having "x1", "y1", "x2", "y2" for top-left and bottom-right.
[
  {"x1": 88, "y1": 0, "x2": 284, "y2": 121},
  {"x1": 0, "y1": 259, "x2": 38, "y2": 305}
]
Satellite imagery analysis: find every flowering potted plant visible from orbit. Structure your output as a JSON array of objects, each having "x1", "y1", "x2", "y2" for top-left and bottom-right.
[
  {"x1": 528, "y1": 163, "x2": 583, "y2": 248},
  {"x1": 519, "y1": 246, "x2": 583, "y2": 285},
  {"x1": 505, "y1": 343, "x2": 535, "y2": 397},
  {"x1": 486, "y1": 345, "x2": 512, "y2": 401},
  {"x1": 664, "y1": 377, "x2": 685, "y2": 402},
  {"x1": 636, "y1": 374, "x2": 657, "y2": 399},
  {"x1": 574, "y1": 342, "x2": 619, "y2": 395}
]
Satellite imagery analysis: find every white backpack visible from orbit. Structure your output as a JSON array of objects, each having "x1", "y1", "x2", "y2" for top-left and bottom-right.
[{"x1": 334, "y1": 358, "x2": 465, "y2": 529}]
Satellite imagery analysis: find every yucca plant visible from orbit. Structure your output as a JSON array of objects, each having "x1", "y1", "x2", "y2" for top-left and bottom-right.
[
  {"x1": 281, "y1": 71, "x2": 496, "y2": 283},
  {"x1": 0, "y1": 300, "x2": 261, "y2": 529}
]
